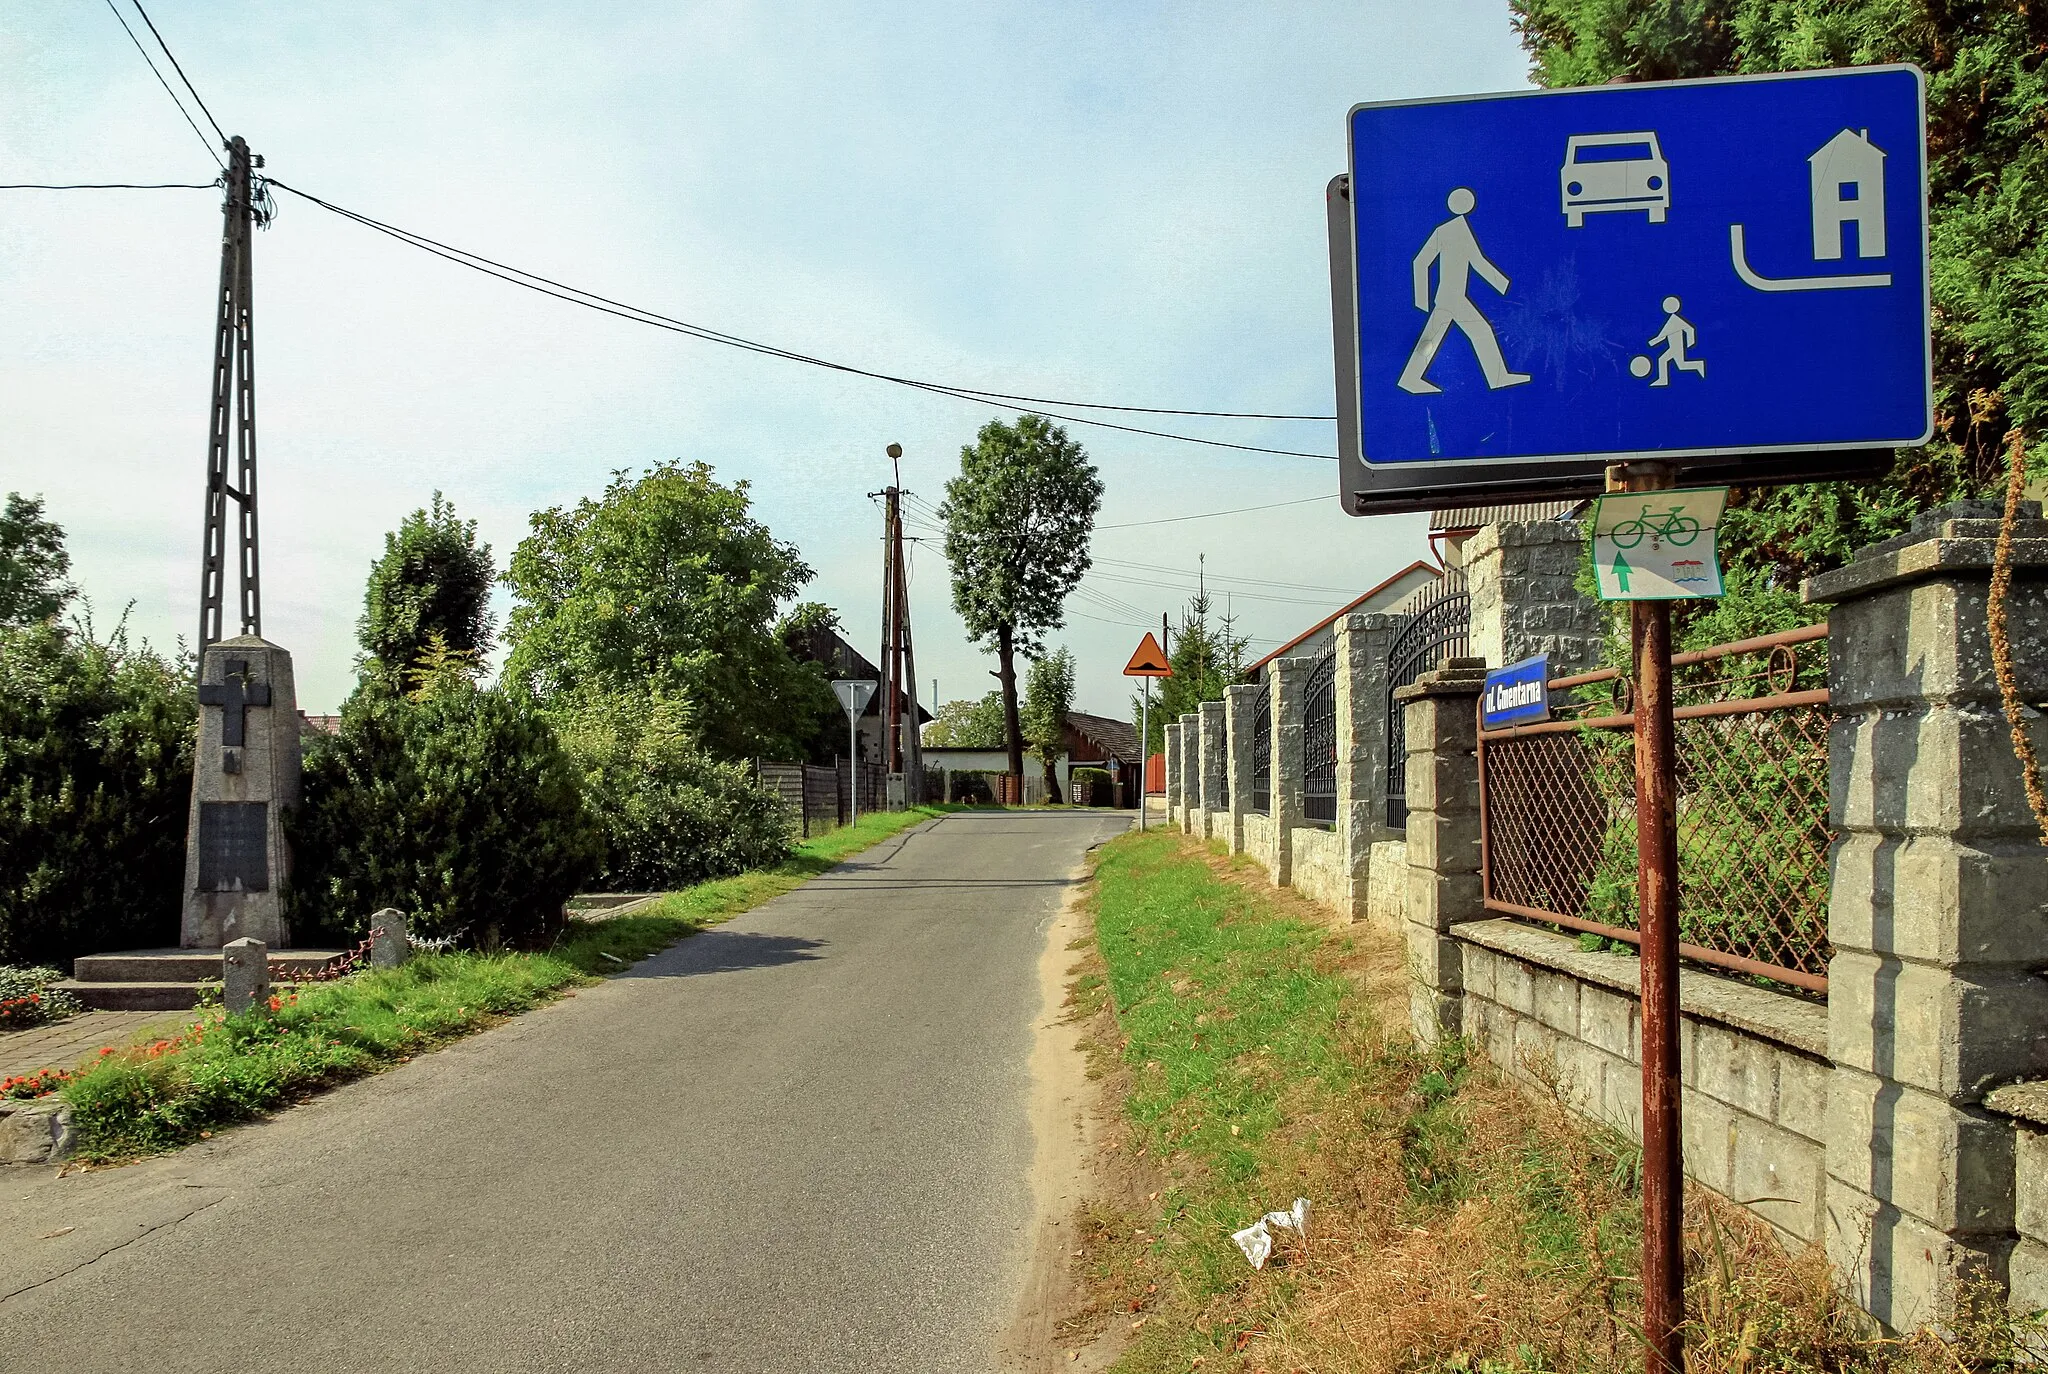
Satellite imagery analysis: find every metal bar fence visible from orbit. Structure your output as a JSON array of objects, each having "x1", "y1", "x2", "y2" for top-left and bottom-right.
[
  {"x1": 1477, "y1": 623, "x2": 1832, "y2": 993},
  {"x1": 1302, "y1": 646, "x2": 1337, "y2": 825},
  {"x1": 1386, "y1": 572, "x2": 1471, "y2": 829}
]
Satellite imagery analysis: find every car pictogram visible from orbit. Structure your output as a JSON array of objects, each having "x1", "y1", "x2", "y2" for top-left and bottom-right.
[{"x1": 1560, "y1": 131, "x2": 1669, "y2": 227}]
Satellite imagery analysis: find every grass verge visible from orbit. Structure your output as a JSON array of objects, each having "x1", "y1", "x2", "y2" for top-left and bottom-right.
[
  {"x1": 1073, "y1": 829, "x2": 2044, "y2": 1373},
  {"x1": 13, "y1": 804, "x2": 957, "y2": 1163}
]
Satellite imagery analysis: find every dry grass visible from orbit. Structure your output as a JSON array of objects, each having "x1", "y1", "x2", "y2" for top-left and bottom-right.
[{"x1": 1073, "y1": 829, "x2": 2047, "y2": 1374}]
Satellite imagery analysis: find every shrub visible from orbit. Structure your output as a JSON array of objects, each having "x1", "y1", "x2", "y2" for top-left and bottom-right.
[
  {"x1": 552, "y1": 692, "x2": 794, "y2": 890},
  {"x1": 288, "y1": 681, "x2": 602, "y2": 947},
  {"x1": 0, "y1": 965, "x2": 83, "y2": 1030},
  {"x1": 0, "y1": 618, "x2": 194, "y2": 967}
]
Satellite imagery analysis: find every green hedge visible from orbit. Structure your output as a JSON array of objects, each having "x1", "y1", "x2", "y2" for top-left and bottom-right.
[{"x1": 0, "y1": 621, "x2": 193, "y2": 966}]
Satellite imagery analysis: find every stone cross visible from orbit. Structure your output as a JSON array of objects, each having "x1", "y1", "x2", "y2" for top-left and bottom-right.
[{"x1": 197, "y1": 658, "x2": 271, "y2": 756}]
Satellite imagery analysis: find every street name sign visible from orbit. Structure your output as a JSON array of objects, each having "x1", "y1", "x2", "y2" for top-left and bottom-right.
[
  {"x1": 1591, "y1": 487, "x2": 1728, "y2": 600},
  {"x1": 1481, "y1": 655, "x2": 1552, "y2": 730},
  {"x1": 1123, "y1": 632, "x2": 1173, "y2": 677},
  {"x1": 1332, "y1": 65, "x2": 1930, "y2": 514}
]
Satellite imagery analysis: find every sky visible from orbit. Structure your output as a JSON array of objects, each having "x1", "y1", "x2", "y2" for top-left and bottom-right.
[{"x1": 0, "y1": 1, "x2": 1532, "y2": 719}]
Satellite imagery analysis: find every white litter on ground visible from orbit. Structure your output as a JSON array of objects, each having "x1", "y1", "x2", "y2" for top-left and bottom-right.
[{"x1": 1231, "y1": 1197, "x2": 1312, "y2": 1269}]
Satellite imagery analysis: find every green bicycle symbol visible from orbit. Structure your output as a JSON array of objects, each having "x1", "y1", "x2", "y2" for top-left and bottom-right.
[{"x1": 1609, "y1": 502, "x2": 1703, "y2": 550}]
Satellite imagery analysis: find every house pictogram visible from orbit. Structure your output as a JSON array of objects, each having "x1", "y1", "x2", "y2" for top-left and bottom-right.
[{"x1": 1809, "y1": 128, "x2": 1887, "y2": 261}]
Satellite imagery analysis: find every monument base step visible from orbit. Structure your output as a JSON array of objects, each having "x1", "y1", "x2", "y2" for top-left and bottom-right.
[
  {"x1": 49, "y1": 979, "x2": 219, "y2": 1012},
  {"x1": 71, "y1": 948, "x2": 348, "y2": 985},
  {"x1": 56, "y1": 948, "x2": 349, "y2": 1010}
]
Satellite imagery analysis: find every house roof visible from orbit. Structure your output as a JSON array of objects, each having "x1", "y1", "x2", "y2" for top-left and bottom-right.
[
  {"x1": 1241, "y1": 560, "x2": 1441, "y2": 678},
  {"x1": 786, "y1": 622, "x2": 933, "y2": 724},
  {"x1": 1428, "y1": 501, "x2": 1582, "y2": 532},
  {"x1": 1068, "y1": 710, "x2": 1138, "y2": 762}
]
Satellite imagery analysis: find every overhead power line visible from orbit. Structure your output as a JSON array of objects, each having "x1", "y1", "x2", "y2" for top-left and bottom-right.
[
  {"x1": 0, "y1": 182, "x2": 217, "y2": 190},
  {"x1": 100, "y1": 0, "x2": 221, "y2": 171},
  {"x1": 128, "y1": 0, "x2": 228, "y2": 146},
  {"x1": 262, "y1": 179, "x2": 1341, "y2": 460},
  {"x1": 1097, "y1": 494, "x2": 1332, "y2": 529}
]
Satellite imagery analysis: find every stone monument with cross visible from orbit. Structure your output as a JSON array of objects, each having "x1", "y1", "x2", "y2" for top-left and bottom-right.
[{"x1": 182, "y1": 636, "x2": 301, "y2": 948}]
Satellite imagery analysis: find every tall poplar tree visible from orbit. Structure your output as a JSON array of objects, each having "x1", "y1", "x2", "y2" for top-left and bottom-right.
[{"x1": 940, "y1": 416, "x2": 1103, "y2": 780}]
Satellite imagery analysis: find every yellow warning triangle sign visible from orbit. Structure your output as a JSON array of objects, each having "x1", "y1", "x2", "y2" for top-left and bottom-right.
[{"x1": 1123, "y1": 632, "x2": 1172, "y2": 677}]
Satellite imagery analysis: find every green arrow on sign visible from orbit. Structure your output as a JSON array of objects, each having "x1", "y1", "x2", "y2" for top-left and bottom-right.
[{"x1": 1611, "y1": 549, "x2": 1633, "y2": 593}]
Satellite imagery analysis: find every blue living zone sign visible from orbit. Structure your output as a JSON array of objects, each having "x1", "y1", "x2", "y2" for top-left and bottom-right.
[
  {"x1": 1482, "y1": 655, "x2": 1552, "y2": 730},
  {"x1": 1347, "y1": 66, "x2": 1931, "y2": 468}
]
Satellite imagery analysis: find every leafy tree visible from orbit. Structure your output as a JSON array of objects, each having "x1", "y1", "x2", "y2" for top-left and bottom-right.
[
  {"x1": 288, "y1": 678, "x2": 602, "y2": 947},
  {"x1": 551, "y1": 691, "x2": 794, "y2": 889},
  {"x1": 504, "y1": 461, "x2": 825, "y2": 759},
  {"x1": 1022, "y1": 647, "x2": 1077, "y2": 803},
  {"x1": 1134, "y1": 591, "x2": 1249, "y2": 753},
  {"x1": 940, "y1": 417, "x2": 1103, "y2": 778},
  {"x1": 0, "y1": 615, "x2": 194, "y2": 966},
  {"x1": 924, "y1": 692, "x2": 1007, "y2": 748},
  {"x1": 1511, "y1": 0, "x2": 2048, "y2": 626},
  {"x1": 357, "y1": 493, "x2": 495, "y2": 687},
  {"x1": 0, "y1": 493, "x2": 74, "y2": 627}
]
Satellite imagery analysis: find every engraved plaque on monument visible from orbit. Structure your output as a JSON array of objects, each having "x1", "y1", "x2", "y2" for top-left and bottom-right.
[{"x1": 182, "y1": 637, "x2": 300, "y2": 948}]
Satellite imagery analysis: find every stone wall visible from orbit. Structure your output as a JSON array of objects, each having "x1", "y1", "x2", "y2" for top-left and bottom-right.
[
  {"x1": 1459, "y1": 920, "x2": 1831, "y2": 1247},
  {"x1": 1366, "y1": 839, "x2": 1406, "y2": 931},
  {"x1": 1987, "y1": 1084, "x2": 2048, "y2": 1317},
  {"x1": 1465, "y1": 521, "x2": 1604, "y2": 676},
  {"x1": 1289, "y1": 826, "x2": 1347, "y2": 917},
  {"x1": 1242, "y1": 812, "x2": 1277, "y2": 873}
]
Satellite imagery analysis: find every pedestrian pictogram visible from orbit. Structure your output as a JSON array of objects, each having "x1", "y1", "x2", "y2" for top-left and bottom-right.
[
  {"x1": 1397, "y1": 188, "x2": 1530, "y2": 395},
  {"x1": 1123, "y1": 632, "x2": 1172, "y2": 677},
  {"x1": 1634, "y1": 296, "x2": 1706, "y2": 386}
]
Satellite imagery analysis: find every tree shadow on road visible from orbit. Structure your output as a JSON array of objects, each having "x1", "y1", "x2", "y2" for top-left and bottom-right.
[{"x1": 623, "y1": 930, "x2": 826, "y2": 979}]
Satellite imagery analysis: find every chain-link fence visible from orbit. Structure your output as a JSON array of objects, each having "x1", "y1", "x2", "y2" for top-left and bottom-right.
[{"x1": 1478, "y1": 624, "x2": 1832, "y2": 993}]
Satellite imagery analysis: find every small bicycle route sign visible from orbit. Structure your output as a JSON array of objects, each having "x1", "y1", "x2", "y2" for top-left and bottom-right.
[
  {"x1": 1591, "y1": 487, "x2": 1728, "y2": 600},
  {"x1": 1334, "y1": 65, "x2": 1931, "y2": 513}
]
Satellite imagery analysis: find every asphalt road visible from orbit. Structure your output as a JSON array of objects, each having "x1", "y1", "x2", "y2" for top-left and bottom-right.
[{"x1": 0, "y1": 808, "x2": 1129, "y2": 1373}]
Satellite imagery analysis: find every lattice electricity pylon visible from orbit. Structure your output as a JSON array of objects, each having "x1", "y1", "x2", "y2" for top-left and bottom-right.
[{"x1": 196, "y1": 136, "x2": 273, "y2": 652}]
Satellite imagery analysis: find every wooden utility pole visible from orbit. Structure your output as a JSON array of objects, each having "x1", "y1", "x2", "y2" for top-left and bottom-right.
[
  {"x1": 875, "y1": 444, "x2": 923, "y2": 805},
  {"x1": 197, "y1": 136, "x2": 268, "y2": 652}
]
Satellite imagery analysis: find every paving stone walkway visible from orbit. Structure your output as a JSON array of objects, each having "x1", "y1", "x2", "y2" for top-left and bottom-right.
[{"x1": 0, "y1": 1011, "x2": 187, "y2": 1081}]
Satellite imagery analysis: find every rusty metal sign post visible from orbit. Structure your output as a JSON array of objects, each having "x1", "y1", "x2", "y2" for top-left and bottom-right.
[{"x1": 1612, "y1": 461, "x2": 1693, "y2": 1371}]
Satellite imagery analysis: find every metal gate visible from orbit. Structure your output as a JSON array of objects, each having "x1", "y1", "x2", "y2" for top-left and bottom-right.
[
  {"x1": 1302, "y1": 647, "x2": 1337, "y2": 825},
  {"x1": 1385, "y1": 572, "x2": 1470, "y2": 828},
  {"x1": 1250, "y1": 677, "x2": 1272, "y2": 812}
]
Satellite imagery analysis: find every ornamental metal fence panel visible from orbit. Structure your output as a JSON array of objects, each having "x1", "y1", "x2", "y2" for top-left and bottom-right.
[
  {"x1": 1302, "y1": 647, "x2": 1337, "y2": 825},
  {"x1": 1477, "y1": 623, "x2": 1833, "y2": 993},
  {"x1": 1250, "y1": 677, "x2": 1272, "y2": 813},
  {"x1": 1385, "y1": 572, "x2": 1470, "y2": 828}
]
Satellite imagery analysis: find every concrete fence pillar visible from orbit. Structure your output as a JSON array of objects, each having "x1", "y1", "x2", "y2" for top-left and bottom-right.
[
  {"x1": 1271, "y1": 657, "x2": 1312, "y2": 886},
  {"x1": 1466, "y1": 520, "x2": 1604, "y2": 675},
  {"x1": 1198, "y1": 699, "x2": 1226, "y2": 841},
  {"x1": 1395, "y1": 659, "x2": 1488, "y2": 1044},
  {"x1": 222, "y1": 937, "x2": 270, "y2": 1015},
  {"x1": 1179, "y1": 713, "x2": 1201, "y2": 835},
  {"x1": 1334, "y1": 613, "x2": 1399, "y2": 923},
  {"x1": 1223, "y1": 683, "x2": 1257, "y2": 855},
  {"x1": 1162, "y1": 721, "x2": 1182, "y2": 821},
  {"x1": 1805, "y1": 499, "x2": 2048, "y2": 1332}
]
